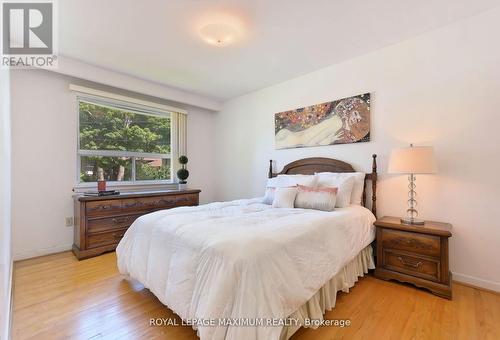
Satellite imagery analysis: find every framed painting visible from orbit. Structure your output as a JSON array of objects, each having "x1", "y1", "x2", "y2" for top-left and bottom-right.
[{"x1": 274, "y1": 93, "x2": 370, "y2": 149}]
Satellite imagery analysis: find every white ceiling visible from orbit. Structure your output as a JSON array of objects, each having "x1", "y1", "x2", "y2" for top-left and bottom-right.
[{"x1": 59, "y1": 0, "x2": 500, "y2": 101}]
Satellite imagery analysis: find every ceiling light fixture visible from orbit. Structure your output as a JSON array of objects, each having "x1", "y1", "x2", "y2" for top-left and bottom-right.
[{"x1": 199, "y1": 22, "x2": 240, "y2": 47}]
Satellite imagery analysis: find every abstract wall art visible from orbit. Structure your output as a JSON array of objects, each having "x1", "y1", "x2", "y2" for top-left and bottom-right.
[{"x1": 274, "y1": 93, "x2": 370, "y2": 149}]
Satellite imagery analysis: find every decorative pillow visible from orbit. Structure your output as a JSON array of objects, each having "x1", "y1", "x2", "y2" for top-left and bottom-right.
[
  {"x1": 294, "y1": 185, "x2": 338, "y2": 211},
  {"x1": 272, "y1": 187, "x2": 298, "y2": 208},
  {"x1": 316, "y1": 172, "x2": 365, "y2": 205},
  {"x1": 316, "y1": 174, "x2": 355, "y2": 208},
  {"x1": 347, "y1": 172, "x2": 365, "y2": 205},
  {"x1": 266, "y1": 176, "x2": 290, "y2": 188},
  {"x1": 277, "y1": 174, "x2": 318, "y2": 187},
  {"x1": 263, "y1": 177, "x2": 293, "y2": 204},
  {"x1": 263, "y1": 187, "x2": 276, "y2": 205}
]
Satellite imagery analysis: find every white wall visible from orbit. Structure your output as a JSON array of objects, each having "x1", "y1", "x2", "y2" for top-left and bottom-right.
[
  {"x1": 55, "y1": 56, "x2": 222, "y2": 112},
  {"x1": 0, "y1": 69, "x2": 12, "y2": 339},
  {"x1": 10, "y1": 69, "x2": 217, "y2": 260},
  {"x1": 215, "y1": 7, "x2": 500, "y2": 291}
]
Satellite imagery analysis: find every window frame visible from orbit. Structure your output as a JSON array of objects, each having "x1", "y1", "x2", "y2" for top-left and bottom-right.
[{"x1": 75, "y1": 95, "x2": 176, "y2": 188}]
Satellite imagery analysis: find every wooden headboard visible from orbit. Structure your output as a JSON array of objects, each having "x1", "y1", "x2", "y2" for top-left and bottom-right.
[{"x1": 268, "y1": 155, "x2": 378, "y2": 217}]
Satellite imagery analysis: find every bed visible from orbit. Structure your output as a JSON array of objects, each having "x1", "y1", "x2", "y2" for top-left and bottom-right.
[{"x1": 116, "y1": 155, "x2": 378, "y2": 340}]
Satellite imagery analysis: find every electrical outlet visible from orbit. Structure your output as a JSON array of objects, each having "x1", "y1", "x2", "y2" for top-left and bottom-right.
[{"x1": 65, "y1": 217, "x2": 74, "y2": 227}]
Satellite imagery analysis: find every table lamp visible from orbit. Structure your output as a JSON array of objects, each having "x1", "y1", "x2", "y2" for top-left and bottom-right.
[{"x1": 388, "y1": 144, "x2": 438, "y2": 225}]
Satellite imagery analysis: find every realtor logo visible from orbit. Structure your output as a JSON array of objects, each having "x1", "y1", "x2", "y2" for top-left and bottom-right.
[{"x1": 1, "y1": 0, "x2": 57, "y2": 68}]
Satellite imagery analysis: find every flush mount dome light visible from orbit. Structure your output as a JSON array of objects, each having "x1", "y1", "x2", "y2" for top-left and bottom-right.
[{"x1": 199, "y1": 23, "x2": 239, "y2": 46}]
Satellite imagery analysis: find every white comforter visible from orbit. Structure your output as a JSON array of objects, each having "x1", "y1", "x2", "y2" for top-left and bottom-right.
[{"x1": 116, "y1": 198, "x2": 375, "y2": 340}]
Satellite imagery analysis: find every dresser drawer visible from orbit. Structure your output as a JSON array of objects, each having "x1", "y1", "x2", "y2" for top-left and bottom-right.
[
  {"x1": 171, "y1": 193, "x2": 199, "y2": 207},
  {"x1": 381, "y1": 229, "x2": 440, "y2": 257},
  {"x1": 85, "y1": 199, "x2": 122, "y2": 217},
  {"x1": 122, "y1": 196, "x2": 171, "y2": 211},
  {"x1": 87, "y1": 213, "x2": 142, "y2": 234},
  {"x1": 121, "y1": 194, "x2": 198, "y2": 212},
  {"x1": 383, "y1": 249, "x2": 440, "y2": 282},
  {"x1": 87, "y1": 229, "x2": 127, "y2": 249}
]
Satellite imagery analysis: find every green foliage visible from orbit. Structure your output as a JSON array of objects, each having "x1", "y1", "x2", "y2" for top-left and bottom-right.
[
  {"x1": 136, "y1": 159, "x2": 171, "y2": 181},
  {"x1": 178, "y1": 155, "x2": 188, "y2": 164},
  {"x1": 79, "y1": 102, "x2": 170, "y2": 153},
  {"x1": 80, "y1": 156, "x2": 132, "y2": 182},
  {"x1": 79, "y1": 102, "x2": 171, "y2": 182},
  {"x1": 177, "y1": 168, "x2": 189, "y2": 183}
]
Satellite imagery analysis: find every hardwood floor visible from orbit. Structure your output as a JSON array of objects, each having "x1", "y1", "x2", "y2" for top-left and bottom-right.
[{"x1": 12, "y1": 251, "x2": 500, "y2": 340}]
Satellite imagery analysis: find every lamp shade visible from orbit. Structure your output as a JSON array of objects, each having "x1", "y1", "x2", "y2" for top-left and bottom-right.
[{"x1": 388, "y1": 146, "x2": 438, "y2": 174}]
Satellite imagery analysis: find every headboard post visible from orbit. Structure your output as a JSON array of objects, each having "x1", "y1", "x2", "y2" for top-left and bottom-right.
[
  {"x1": 371, "y1": 154, "x2": 378, "y2": 218},
  {"x1": 268, "y1": 160, "x2": 274, "y2": 178}
]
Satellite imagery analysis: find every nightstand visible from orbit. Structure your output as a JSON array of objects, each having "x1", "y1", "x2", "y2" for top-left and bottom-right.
[{"x1": 374, "y1": 216, "x2": 452, "y2": 299}]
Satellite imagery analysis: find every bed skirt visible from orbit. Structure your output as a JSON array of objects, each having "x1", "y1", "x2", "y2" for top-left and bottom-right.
[{"x1": 279, "y1": 245, "x2": 375, "y2": 340}]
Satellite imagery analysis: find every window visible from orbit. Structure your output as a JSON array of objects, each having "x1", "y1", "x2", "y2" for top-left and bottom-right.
[{"x1": 78, "y1": 98, "x2": 174, "y2": 185}]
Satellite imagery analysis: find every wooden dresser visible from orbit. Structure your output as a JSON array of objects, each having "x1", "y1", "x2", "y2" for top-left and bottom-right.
[
  {"x1": 73, "y1": 189, "x2": 201, "y2": 260},
  {"x1": 374, "y1": 216, "x2": 452, "y2": 299}
]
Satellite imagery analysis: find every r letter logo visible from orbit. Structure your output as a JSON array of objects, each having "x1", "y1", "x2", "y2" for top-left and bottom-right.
[{"x1": 1, "y1": 1, "x2": 57, "y2": 68}]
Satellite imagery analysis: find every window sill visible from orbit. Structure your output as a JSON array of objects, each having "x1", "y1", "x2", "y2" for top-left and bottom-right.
[{"x1": 73, "y1": 181, "x2": 180, "y2": 194}]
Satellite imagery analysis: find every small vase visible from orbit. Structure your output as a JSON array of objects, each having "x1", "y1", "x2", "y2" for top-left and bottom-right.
[
  {"x1": 178, "y1": 183, "x2": 187, "y2": 190},
  {"x1": 97, "y1": 180, "x2": 106, "y2": 192}
]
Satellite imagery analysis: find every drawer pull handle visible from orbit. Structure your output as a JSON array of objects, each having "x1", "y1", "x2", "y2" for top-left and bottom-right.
[
  {"x1": 89, "y1": 204, "x2": 117, "y2": 212},
  {"x1": 112, "y1": 232, "x2": 124, "y2": 238},
  {"x1": 397, "y1": 256, "x2": 423, "y2": 268},
  {"x1": 112, "y1": 217, "x2": 130, "y2": 224},
  {"x1": 158, "y1": 199, "x2": 175, "y2": 205},
  {"x1": 124, "y1": 202, "x2": 142, "y2": 208}
]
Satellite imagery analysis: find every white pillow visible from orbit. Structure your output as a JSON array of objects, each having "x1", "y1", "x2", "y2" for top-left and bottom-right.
[
  {"x1": 263, "y1": 176, "x2": 293, "y2": 204},
  {"x1": 316, "y1": 172, "x2": 365, "y2": 205},
  {"x1": 294, "y1": 185, "x2": 338, "y2": 211},
  {"x1": 347, "y1": 172, "x2": 365, "y2": 205},
  {"x1": 272, "y1": 187, "x2": 298, "y2": 208},
  {"x1": 277, "y1": 174, "x2": 318, "y2": 187},
  {"x1": 316, "y1": 174, "x2": 355, "y2": 208},
  {"x1": 266, "y1": 176, "x2": 290, "y2": 188},
  {"x1": 263, "y1": 187, "x2": 276, "y2": 205}
]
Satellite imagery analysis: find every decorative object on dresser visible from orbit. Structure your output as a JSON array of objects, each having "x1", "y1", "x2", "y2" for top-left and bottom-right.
[
  {"x1": 73, "y1": 189, "x2": 200, "y2": 260},
  {"x1": 97, "y1": 180, "x2": 107, "y2": 192},
  {"x1": 83, "y1": 190, "x2": 119, "y2": 197},
  {"x1": 177, "y1": 155, "x2": 189, "y2": 190},
  {"x1": 388, "y1": 144, "x2": 438, "y2": 225},
  {"x1": 374, "y1": 216, "x2": 452, "y2": 299}
]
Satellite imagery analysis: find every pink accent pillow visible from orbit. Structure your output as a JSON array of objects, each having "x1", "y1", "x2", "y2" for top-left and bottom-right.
[
  {"x1": 316, "y1": 175, "x2": 355, "y2": 208},
  {"x1": 294, "y1": 185, "x2": 338, "y2": 211}
]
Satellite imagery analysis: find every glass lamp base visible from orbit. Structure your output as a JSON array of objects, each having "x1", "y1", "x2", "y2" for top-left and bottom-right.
[{"x1": 401, "y1": 217, "x2": 425, "y2": 225}]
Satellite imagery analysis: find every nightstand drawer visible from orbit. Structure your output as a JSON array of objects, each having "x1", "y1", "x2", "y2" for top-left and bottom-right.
[
  {"x1": 381, "y1": 229, "x2": 440, "y2": 257},
  {"x1": 383, "y1": 250, "x2": 440, "y2": 282}
]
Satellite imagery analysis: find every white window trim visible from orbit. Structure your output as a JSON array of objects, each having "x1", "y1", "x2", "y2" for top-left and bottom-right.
[
  {"x1": 69, "y1": 84, "x2": 187, "y2": 115},
  {"x1": 78, "y1": 150, "x2": 172, "y2": 159},
  {"x1": 72, "y1": 85, "x2": 186, "y2": 191}
]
